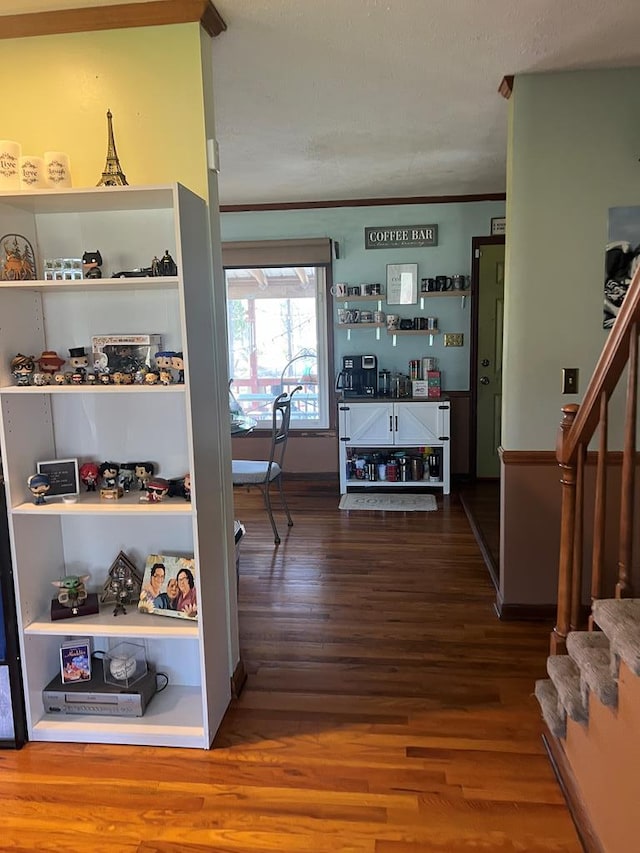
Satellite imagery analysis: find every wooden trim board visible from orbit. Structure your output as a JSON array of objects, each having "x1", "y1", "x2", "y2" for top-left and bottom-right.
[{"x1": 0, "y1": 0, "x2": 226, "y2": 40}]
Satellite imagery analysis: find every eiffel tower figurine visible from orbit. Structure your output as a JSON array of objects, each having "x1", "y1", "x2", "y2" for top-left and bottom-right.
[{"x1": 97, "y1": 109, "x2": 128, "y2": 187}]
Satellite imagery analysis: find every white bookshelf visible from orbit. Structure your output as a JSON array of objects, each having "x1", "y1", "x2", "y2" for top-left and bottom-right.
[{"x1": 0, "y1": 184, "x2": 233, "y2": 748}]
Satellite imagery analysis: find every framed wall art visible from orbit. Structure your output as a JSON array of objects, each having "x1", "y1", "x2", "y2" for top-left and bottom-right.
[{"x1": 386, "y1": 263, "x2": 418, "y2": 305}]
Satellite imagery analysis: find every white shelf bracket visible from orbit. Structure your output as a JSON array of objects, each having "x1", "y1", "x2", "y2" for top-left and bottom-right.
[
  {"x1": 420, "y1": 296, "x2": 425, "y2": 310},
  {"x1": 347, "y1": 328, "x2": 351, "y2": 342},
  {"x1": 461, "y1": 295, "x2": 467, "y2": 308},
  {"x1": 376, "y1": 327, "x2": 381, "y2": 341},
  {"x1": 392, "y1": 333, "x2": 397, "y2": 347},
  {"x1": 429, "y1": 334, "x2": 434, "y2": 346}
]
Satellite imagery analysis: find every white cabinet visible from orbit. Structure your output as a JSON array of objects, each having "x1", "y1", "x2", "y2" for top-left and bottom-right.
[
  {"x1": 338, "y1": 400, "x2": 450, "y2": 494},
  {"x1": 0, "y1": 184, "x2": 234, "y2": 749}
]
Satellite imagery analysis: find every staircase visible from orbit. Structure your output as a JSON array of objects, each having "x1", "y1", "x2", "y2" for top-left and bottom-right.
[
  {"x1": 535, "y1": 600, "x2": 640, "y2": 852},
  {"x1": 532, "y1": 263, "x2": 640, "y2": 851}
]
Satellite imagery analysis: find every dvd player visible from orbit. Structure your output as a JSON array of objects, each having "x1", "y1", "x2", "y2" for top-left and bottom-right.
[{"x1": 43, "y1": 667, "x2": 157, "y2": 717}]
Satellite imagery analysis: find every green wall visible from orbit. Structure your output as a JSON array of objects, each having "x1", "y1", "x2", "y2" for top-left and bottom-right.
[
  {"x1": 503, "y1": 68, "x2": 640, "y2": 451},
  {"x1": 221, "y1": 200, "x2": 505, "y2": 389}
]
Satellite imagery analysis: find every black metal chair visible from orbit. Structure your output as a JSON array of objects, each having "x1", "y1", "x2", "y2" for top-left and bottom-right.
[{"x1": 231, "y1": 386, "x2": 302, "y2": 544}]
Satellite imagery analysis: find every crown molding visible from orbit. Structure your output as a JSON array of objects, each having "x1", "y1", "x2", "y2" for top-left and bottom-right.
[
  {"x1": 0, "y1": 0, "x2": 226, "y2": 40},
  {"x1": 220, "y1": 191, "x2": 507, "y2": 213}
]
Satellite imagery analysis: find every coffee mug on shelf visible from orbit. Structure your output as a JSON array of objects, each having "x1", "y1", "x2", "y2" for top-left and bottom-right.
[
  {"x1": 364, "y1": 282, "x2": 382, "y2": 296},
  {"x1": 451, "y1": 274, "x2": 468, "y2": 290},
  {"x1": 331, "y1": 282, "x2": 348, "y2": 297},
  {"x1": 386, "y1": 314, "x2": 399, "y2": 330},
  {"x1": 435, "y1": 276, "x2": 451, "y2": 291},
  {"x1": 347, "y1": 285, "x2": 361, "y2": 297}
]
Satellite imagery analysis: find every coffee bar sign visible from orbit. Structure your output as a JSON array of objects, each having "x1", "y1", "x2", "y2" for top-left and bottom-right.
[{"x1": 365, "y1": 224, "x2": 438, "y2": 250}]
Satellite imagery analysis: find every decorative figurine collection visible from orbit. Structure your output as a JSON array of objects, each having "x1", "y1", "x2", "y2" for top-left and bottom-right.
[
  {"x1": 9, "y1": 342, "x2": 184, "y2": 387},
  {"x1": 29, "y1": 460, "x2": 190, "y2": 506}
]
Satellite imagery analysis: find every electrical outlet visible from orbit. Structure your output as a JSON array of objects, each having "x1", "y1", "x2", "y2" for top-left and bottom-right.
[{"x1": 444, "y1": 333, "x2": 464, "y2": 347}]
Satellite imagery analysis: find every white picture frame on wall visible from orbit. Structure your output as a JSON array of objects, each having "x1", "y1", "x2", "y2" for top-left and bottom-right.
[{"x1": 386, "y1": 263, "x2": 418, "y2": 305}]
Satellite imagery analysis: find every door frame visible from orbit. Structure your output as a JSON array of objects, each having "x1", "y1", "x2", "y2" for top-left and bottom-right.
[{"x1": 469, "y1": 235, "x2": 505, "y2": 481}]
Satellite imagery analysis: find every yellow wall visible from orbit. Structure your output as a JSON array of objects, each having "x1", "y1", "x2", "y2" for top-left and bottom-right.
[{"x1": 0, "y1": 24, "x2": 208, "y2": 197}]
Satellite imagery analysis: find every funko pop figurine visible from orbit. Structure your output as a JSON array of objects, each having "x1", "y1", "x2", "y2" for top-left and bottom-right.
[
  {"x1": 134, "y1": 462, "x2": 154, "y2": 490},
  {"x1": 99, "y1": 373, "x2": 111, "y2": 385},
  {"x1": 171, "y1": 352, "x2": 184, "y2": 383},
  {"x1": 99, "y1": 461, "x2": 120, "y2": 489},
  {"x1": 32, "y1": 372, "x2": 48, "y2": 386},
  {"x1": 68, "y1": 347, "x2": 89, "y2": 377},
  {"x1": 82, "y1": 250, "x2": 103, "y2": 279},
  {"x1": 99, "y1": 461, "x2": 123, "y2": 500},
  {"x1": 36, "y1": 350, "x2": 65, "y2": 375},
  {"x1": 27, "y1": 472, "x2": 50, "y2": 504},
  {"x1": 159, "y1": 369, "x2": 173, "y2": 386},
  {"x1": 141, "y1": 476, "x2": 169, "y2": 503},
  {"x1": 183, "y1": 473, "x2": 191, "y2": 501},
  {"x1": 118, "y1": 464, "x2": 136, "y2": 493},
  {"x1": 54, "y1": 371, "x2": 66, "y2": 385},
  {"x1": 155, "y1": 350, "x2": 175, "y2": 372},
  {"x1": 11, "y1": 353, "x2": 35, "y2": 386},
  {"x1": 144, "y1": 372, "x2": 159, "y2": 385},
  {"x1": 79, "y1": 462, "x2": 99, "y2": 491}
]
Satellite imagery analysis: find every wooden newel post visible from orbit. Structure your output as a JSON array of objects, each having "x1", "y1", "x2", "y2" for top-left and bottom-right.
[{"x1": 552, "y1": 404, "x2": 579, "y2": 655}]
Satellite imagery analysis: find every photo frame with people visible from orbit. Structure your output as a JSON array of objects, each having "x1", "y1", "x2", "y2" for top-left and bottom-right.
[{"x1": 137, "y1": 554, "x2": 198, "y2": 620}]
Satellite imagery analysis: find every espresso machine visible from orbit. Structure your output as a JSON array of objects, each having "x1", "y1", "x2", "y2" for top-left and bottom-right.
[{"x1": 335, "y1": 354, "x2": 378, "y2": 397}]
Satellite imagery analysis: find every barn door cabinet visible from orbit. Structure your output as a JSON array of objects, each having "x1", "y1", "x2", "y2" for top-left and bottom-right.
[
  {"x1": 0, "y1": 184, "x2": 232, "y2": 749},
  {"x1": 338, "y1": 400, "x2": 450, "y2": 494}
]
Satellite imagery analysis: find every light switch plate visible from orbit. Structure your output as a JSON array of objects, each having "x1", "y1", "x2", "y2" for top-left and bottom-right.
[
  {"x1": 444, "y1": 333, "x2": 464, "y2": 347},
  {"x1": 562, "y1": 367, "x2": 579, "y2": 394}
]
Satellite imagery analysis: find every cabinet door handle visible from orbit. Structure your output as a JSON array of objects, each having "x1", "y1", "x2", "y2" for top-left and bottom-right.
[
  {"x1": 395, "y1": 415, "x2": 398, "y2": 432},
  {"x1": 389, "y1": 415, "x2": 393, "y2": 432}
]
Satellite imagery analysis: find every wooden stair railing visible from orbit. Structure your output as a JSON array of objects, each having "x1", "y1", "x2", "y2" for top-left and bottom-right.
[{"x1": 552, "y1": 265, "x2": 640, "y2": 655}]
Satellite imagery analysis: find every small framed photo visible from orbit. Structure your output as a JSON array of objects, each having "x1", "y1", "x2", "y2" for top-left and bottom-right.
[
  {"x1": 491, "y1": 217, "x2": 506, "y2": 236},
  {"x1": 386, "y1": 263, "x2": 418, "y2": 305},
  {"x1": 138, "y1": 554, "x2": 198, "y2": 621},
  {"x1": 60, "y1": 638, "x2": 91, "y2": 683},
  {"x1": 37, "y1": 458, "x2": 79, "y2": 498}
]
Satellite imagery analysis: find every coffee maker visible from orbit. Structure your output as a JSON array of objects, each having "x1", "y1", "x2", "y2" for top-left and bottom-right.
[{"x1": 335, "y1": 354, "x2": 378, "y2": 397}]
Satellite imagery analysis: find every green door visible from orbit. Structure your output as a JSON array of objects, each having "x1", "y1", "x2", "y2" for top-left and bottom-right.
[{"x1": 476, "y1": 243, "x2": 505, "y2": 478}]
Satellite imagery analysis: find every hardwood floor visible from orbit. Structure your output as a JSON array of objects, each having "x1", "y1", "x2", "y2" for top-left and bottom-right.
[
  {"x1": 0, "y1": 481, "x2": 580, "y2": 852},
  {"x1": 459, "y1": 480, "x2": 501, "y2": 589}
]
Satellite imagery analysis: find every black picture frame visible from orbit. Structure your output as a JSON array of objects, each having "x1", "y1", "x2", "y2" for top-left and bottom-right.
[{"x1": 36, "y1": 458, "x2": 79, "y2": 498}]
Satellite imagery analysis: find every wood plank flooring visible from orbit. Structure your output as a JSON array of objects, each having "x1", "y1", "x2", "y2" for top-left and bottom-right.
[{"x1": 0, "y1": 481, "x2": 580, "y2": 852}]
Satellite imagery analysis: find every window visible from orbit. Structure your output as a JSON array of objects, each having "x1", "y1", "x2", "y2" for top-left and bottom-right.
[{"x1": 226, "y1": 266, "x2": 330, "y2": 428}]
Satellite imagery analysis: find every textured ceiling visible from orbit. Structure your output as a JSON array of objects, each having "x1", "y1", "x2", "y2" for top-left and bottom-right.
[{"x1": 4, "y1": 0, "x2": 640, "y2": 205}]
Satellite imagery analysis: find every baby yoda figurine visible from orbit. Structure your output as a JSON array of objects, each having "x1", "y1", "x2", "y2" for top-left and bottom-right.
[{"x1": 52, "y1": 574, "x2": 90, "y2": 612}]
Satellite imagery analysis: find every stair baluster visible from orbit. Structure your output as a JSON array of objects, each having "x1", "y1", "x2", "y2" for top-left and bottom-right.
[
  {"x1": 571, "y1": 445, "x2": 585, "y2": 632},
  {"x1": 617, "y1": 325, "x2": 637, "y2": 599},
  {"x1": 589, "y1": 391, "x2": 608, "y2": 630},
  {"x1": 553, "y1": 404, "x2": 578, "y2": 655}
]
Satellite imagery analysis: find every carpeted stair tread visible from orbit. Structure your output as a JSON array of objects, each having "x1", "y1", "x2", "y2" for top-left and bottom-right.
[
  {"x1": 534, "y1": 679, "x2": 566, "y2": 738},
  {"x1": 593, "y1": 599, "x2": 640, "y2": 676},
  {"x1": 547, "y1": 655, "x2": 588, "y2": 723},
  {"x1": 566, "y1": 631, "x2": 618, "y2": 707}
]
